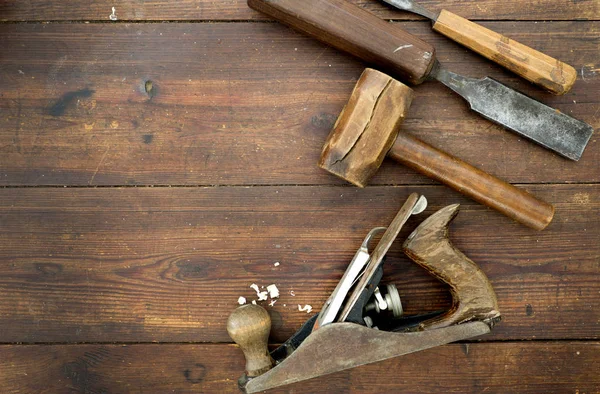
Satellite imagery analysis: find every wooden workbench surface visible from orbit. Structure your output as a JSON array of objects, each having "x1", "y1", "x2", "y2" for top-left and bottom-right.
[{"x1": 0, "y1": 1, "x2": 598, "y2": 393}]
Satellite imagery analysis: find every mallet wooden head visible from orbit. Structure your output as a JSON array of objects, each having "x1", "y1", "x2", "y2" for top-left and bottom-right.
[{"x1": 319, "y1": 68, "x2": 413, "y2": 188}]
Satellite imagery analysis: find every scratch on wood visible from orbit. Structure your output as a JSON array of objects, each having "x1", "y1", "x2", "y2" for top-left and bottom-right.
[
  {"x1": 14, "y1": 94, "x2": 22, "y2": 153},
  {"x1": 89, "y1": 146, "x2": 110, "y2": 185},
  {"x1": 393, "y1": 44, "x2": 413, "y2": 53},
  {"x1": 311, "y1": 47, "x2": 327, "y2": 67},
  {"x1": 592, "y1": 105, "x2": 600, "y2": 124}
]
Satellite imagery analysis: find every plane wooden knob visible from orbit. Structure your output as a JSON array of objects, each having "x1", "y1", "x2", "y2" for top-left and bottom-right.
[{"x1": 227, "y1": 304, "x2": 274, "y2": 377}]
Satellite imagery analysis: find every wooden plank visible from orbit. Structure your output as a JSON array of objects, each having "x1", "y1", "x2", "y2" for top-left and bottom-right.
[
  {"x1": 0, "y1": 342, "x2": 598, "y2": 393},
  {"x1": 0, "y1": 0, "x2": 597, "y2": 21},
  {"x1": 0, "y1": 22, "x2": 597, "y2": 186},
  {"x1": 0, "y1": 185, "x2": 597, "y2": 343}
]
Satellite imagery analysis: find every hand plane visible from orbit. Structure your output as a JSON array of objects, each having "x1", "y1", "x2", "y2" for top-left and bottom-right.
[{"x1": 227, "y1": 194, "x2": 501, "y2": 393}]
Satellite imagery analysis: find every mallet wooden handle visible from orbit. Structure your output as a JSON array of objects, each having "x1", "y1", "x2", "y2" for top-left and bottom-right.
[
  {"x1": 432, "y1": 10, "x2": 577, "y2": 95},
  {"x1": 248, "y1": 0, "x2": 436, "y2": 84},
  {"x1": 388, "y1": 134, "x2": 554, "y2": 230}
]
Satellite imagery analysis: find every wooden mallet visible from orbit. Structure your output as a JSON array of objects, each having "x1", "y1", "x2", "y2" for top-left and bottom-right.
[{"x1": 319, "y1": 68, "x2": 554, "y2": 230}]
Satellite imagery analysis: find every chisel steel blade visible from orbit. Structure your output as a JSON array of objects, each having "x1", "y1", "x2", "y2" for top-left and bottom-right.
[{"x1": 433, "y1": 65, "x2": 594, "y2": 161}]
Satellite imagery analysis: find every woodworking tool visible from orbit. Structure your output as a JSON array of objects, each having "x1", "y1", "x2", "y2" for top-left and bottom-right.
[
  {"x1": 380, "y1": 0, "x2": 577, "y2": 95},
  {"x1": 316, "y1": 226, "x2": 386, "y2": 328},
  {"x1": 363, "y1": 284, "x2": 403, "y2": 319},
  {"x1": 319, "y1": 68, "x2": 554, "y2": 230},
  {"x1": 227, "y1": 199, "x2": 501, "y2": 393},
  {"x1": 247, "y1": 0, "x2": 594, "y2": 161},
  {"x1": 337, "y1": 193, "x2": 427, "y2": 322}
]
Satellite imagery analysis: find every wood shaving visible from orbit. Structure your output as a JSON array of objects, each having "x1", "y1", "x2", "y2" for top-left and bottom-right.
[
  {"x1": 251, "y1": 283, "x2": 267, "y2": 300},
  {"x1": 298, "y1": 304, "x2": 313, "y2": 313},
  {"x1": 257, "y1": 291, "x2": 268, "y2": 301},
  {"x1": 267, "y1": 284, "x2": 279, "y2": 298}
]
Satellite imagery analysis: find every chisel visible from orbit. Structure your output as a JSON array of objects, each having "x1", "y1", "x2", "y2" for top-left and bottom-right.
[
  {"x1": 247, "y1": 0, "x2": 594, "y2": 161},
  {"x1": 380, "y1": 0, "x2": 577, "y2": 95}
]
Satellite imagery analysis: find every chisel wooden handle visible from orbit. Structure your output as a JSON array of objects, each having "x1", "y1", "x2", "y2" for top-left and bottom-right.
[
  {"x1": 433, "y1": 10, "x2": 577, "y2": 95},
  {"x1": 248, "y1": 0, "x2": 436, "y2": 84},
  {"x1": 389, "y1": 134, "x2": 554, "y2": 230}
]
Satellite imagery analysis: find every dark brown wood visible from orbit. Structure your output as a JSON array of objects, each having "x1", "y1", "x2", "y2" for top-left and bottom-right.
[
  {"x1": 0, "y1": 1, "x2": 598, "y2": 391},
  {"x1": 0, "y1": 0, "x2": 596, "y2": 21},
  {"x1": 248, "y1": 0, "x2": 436, "y2": 85},
  {"x1": 0, "y1": 22, "x2": 597, "y2": 186},
  {"x1": 0, "y1": 342, "x2": 598, "y2": 393},
  {"x1": 0, "y1": 185, "x2": 597, "y2": 343},
  {"x1": 227, "y1": 304, "x2": 274, "y2": 377}
]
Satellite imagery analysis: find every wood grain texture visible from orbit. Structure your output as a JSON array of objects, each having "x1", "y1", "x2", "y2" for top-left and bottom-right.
[
  {"x1": 0, "y1": 0, "x2": 598, "y2": 392},
  {"x1": 0, "y1": 185, "x2": 597, "y2": 343},
  {"x1": 0, "y1": 0, "x2": 597, "y2": 21},
  {"x1": 433, "y1": 10, "x2": 578, "y2": 95},
  {"x1": 247, "y1": 0, "x2": 436, "y2": 85},
  {"x1": 0, "y1": 22, "x2": 597, "y2": 186},
  {"x1": 0, "y1": 342, "x2": 598, "y2": 393}
]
